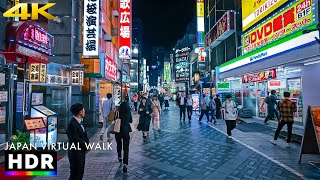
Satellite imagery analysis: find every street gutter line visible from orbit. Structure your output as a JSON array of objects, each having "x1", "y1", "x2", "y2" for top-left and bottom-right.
[{"x1": 193, "y1": 115, "x2": 305, "y2": 179}]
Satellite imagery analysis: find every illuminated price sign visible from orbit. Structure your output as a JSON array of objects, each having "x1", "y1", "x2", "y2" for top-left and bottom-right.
[{"x1": 29, "y1": 63, "x2": 46, "y2": 82}]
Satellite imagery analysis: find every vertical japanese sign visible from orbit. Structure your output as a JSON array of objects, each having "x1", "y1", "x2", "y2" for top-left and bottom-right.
[
  {"x1": 164, "y1": 62, "x2": 171, "y2": 83},
  {"x1": 197, "y1": 0, "x2": 205, "y2": 45},
  {"x1": 71, "y1": 70, "x2": 84, "y2": 86},
  {"x1": 83, "y1": 0, "x2": 100, "y2": 57},
  {"x1": 119, "y1": 0, "x2": 132, "y2": 60},
  {"x1": 29, "y1": 63, "x2": 47, "y2": 82}
]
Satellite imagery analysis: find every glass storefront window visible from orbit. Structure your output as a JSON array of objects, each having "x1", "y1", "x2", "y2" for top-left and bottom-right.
[{"x1": 288, "y1": 78, "x2": 303, "y2": 123}]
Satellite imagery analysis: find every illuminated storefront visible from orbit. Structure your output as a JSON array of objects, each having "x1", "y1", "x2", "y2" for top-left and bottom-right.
[{"x1": 216, "y1": 0, "x2": 319, "y2": 126}]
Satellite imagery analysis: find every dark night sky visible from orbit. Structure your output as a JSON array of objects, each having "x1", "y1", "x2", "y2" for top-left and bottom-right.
[{"x1": 133, "y1": 0, "x2": 196, "y2": 58}]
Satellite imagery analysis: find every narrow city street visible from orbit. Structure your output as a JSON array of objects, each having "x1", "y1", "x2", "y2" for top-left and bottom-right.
[{"x1": 34, "y1": 104, "x2": 320, "y2": 180}]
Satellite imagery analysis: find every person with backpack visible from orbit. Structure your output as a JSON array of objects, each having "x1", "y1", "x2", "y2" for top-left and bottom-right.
[
  {"x1": 264, "y1": 90, "x2": 279, "y2": 124},
  {"x1": 199, "y1": 94, "x2": 210, "y2": 122},
  {"x1": 271, "y1": 92, "x2": 297, "y2": 148},
  {"x1": 209, "y1": 96, "x2": 217, "y2": 124},
  {"x1": 101, "y1": 93, "x2": 116, "y2": 142},
  {"x1": 222, "y1": 94, "x2": 237, "y2": 137}
]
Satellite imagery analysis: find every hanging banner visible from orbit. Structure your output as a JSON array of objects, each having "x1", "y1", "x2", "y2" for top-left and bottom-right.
[
  {"x1": 242, "y1": 0, "x2": 316, "y2": 55},
  {"x1": 119, "y1": 0, "x2": 132, "y2": 60},
  {"x1": 197, "y1": 0, "x2": 205, "y2": 45},
  {"x1": 105, "y1": 55, "x2": 117, "y2": 81},
  {"x1": 83, "y1": 0, "x2": 100, "y2": 57},
  {"x1": 242, "y1": 68, "x2": 277, "y2": 83},
  {"x1": 164, "y1": 62, "x2": 171, "y2": 83},
  {"x1": 242, "y1": 0, "x2": 288, "y2": 31}
]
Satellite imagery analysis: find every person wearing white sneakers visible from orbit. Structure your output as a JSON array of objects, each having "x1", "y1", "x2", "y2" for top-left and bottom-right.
[{"x1": 271, "y1": 92, "x2": 297, "y2": 148}]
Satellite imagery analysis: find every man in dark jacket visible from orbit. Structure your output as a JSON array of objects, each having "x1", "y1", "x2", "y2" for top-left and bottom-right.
[
  {"x1": 264, "y1": 90, "x2": 279, "y2": 123},
  {"x1": 67, "y1": 103, "x2": 89, "y2": 180},
  {"x1": 214, "y1": 94, "x2": 222, "y2": 119}
]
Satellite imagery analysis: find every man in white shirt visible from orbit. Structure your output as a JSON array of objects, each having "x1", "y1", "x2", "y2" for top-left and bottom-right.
[
  {"x1": 101, "y1": 93, "x2": 115, "y2": 142},
  {"x1": 178, "y1": 93, "x2": 187, "y2": 121}
]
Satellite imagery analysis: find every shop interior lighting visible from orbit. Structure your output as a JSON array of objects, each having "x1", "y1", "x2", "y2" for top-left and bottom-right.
[
  {"x1": 195, "y1": 48, "x2": 199, "y2": 53},
  {"x1": 304, "y1": 60, "x2": 320, "y2": 66}
]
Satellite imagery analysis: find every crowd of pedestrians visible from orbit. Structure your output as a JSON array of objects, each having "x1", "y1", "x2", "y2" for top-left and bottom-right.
[{"x1": 66, "y1": 89, "x2": 297, "y2": 179}]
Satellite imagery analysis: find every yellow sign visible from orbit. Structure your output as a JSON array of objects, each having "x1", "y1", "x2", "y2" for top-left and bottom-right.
[
  {"x1": 3, "y1": 3, "x2": 56, "y2": 20},
  {"x1": 242, "y1": 0, "x2": 288, "y2": 31},
  {"x1": 197, "y1": 2, "x2": 204, "y2": 17},
  {"x1": 29, "y1": 63, "x2": 47, "y2": 82},
  {"x1": 242, "y1": 0, "x2": 315, "y2": 54}
]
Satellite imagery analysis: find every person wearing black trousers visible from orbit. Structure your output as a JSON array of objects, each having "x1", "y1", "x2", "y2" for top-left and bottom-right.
[
  {"x1": 67, "y1": 103, "x2": 90, "y2": 180},
  {"x1": 177, "y1": 93, "x2": 187, "y2": 121},
  {"x1": 115, "y1": 97, "x2": 133, "y2": 173},
  {"x1": 214, "y1": 94, "x2": 222, "y2": 119},
  {"x1": 186, "y1": 94, "x2": 193, "y2": 121}
]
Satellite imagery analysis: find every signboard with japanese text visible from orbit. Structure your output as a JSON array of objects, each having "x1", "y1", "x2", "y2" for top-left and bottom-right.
[
  {"x1": 242, "y1": 69, "x2": 277, "y2": 83},
  {"x1": 83, "y1": 0, "x2": 100, "y2": 57},
  {"x1": 242, "y1": 0, "x2": 288, "y2": 31},
  {"x1": 205, "y1": 11, "x2": 235, "y2": 48},
  {"x1": 198, "y1": 47, "x2": 205, "y2": 62},
  {"x1": 197, "y1": 0, "x2": 205, "y2": 45},
  {"x1": 164, "y1": 62, "x2": 171, "y2": 83},
  {"x1": 119, "y1": 0, "x2": 132, "y2": 60},
  {"x1": 174, "y1": 47, "x2": 191, "y2": 82},
  {"x1": 242, "y1": 0, "x2": 316, "y2": 55},
  {"x1": 105, "y1": 55, "x2": 117, "y2": 81},
  {"x1": 29, "y1": 63, "x2": 46, "y2": 82},
  {"x1": 71, "y1": 70, "x2": 84, "y2": 86}
]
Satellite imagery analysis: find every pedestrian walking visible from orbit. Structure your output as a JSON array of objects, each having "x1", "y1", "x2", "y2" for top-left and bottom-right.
[
  {"x1": 100, "y1": 93, "x2": 115, "y2": 142},
  {"x1": 199, "y1": 94, "x2": 210, "y2": 122},
  {"x1": 177, "y1": 92, "x2": 187, "y2": 121},
  {"x1": 222, "y1": 94, "x2": 237, "y2": 137},
  {"x1": 67, "y1": 103, "x2": 89, "y2": 180},
  {"x1": 214, "y1": 94, "x2": 222, "y2": 119},
  {"x1": 209, "y1": 96, "x2": 217, "y2": 124},
  {"x1": 176, "y1": 93, "x2": 181, "y2": 106},
  {"x1": 137, "y1": 97, "x2": 152, "y2": 140},
  {"x1": 186, "y1": 94, "x2": 193, "y2": 121},
  {"x1": 116, "y1": 98, "x2": 133, "y2": 173},
  {"x1": 264, "y1": 90, "x2": 279, "y2": 124},
  {"x1": 271, "y1": 92, "x2": 296, "y2": 148},
  {"x1": 132, "y1": 93, "x2": 139, "y2": 112},
  {"x1": 158, "y1": 94, "x2": 165, "y2": 110},
  {"x1": 151, "y1": 95, "x2": 161, "y2": 130},
  {"x1": 164, "y1": 94, "x2": 170, "y2": 110}
]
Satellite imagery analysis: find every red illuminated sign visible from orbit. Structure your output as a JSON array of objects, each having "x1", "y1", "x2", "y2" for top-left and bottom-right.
[
  {"x1": 119, "y1": 0, "x2": 131, "y2": 60},
  {"x1": 23, "y1": 25, "x2": 54, "y2": 51},
  {"x1": 105, "y1": 55, "x2": 117, "y2": 81},
  {"x1": 198, "y1": 47, "x2": 205, "y2": 62},
  {"x1": 242, "y1": 68, "x2": 276, "y2": 83},
  {"x1": 270, "y1": 80, "x2": 281, "y2": 86},
  {"x1": 205, "y1": 11, "x2": 235, "y2": 47}
]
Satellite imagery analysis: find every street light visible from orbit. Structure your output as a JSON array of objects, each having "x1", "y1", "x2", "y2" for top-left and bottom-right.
[
  {"x1": 202, "y1": 51, "x2": 207, "y2": 57},
  {"x1": 133, "y1": 47, "x2": 139, "y2": 54}
]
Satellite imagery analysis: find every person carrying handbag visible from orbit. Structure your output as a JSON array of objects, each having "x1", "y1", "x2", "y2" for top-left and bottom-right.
[
  {"x1": 115, "y1": 97, "x2": 132, "y2": 173},
  {"x1": 151, "y1": 95, "x2": 162, "y2": 131},
  {"x1": 101, "y1": 93, "x2": 116, "y2": 142}
]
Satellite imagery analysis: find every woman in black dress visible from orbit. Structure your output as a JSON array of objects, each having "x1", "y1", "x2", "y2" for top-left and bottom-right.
[{"x1": 137, "y1": 97, "x2": 152, "y2": 140}]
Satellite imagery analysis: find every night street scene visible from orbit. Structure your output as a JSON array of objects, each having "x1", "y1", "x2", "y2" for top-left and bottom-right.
[{"x1": 0, "y1": 0, "x2": 320, "y2": 179}]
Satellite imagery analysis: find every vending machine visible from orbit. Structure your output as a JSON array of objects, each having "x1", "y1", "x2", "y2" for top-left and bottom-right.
[{"x1": 30, "y1": 93, "x2": 58, "y2": 148}]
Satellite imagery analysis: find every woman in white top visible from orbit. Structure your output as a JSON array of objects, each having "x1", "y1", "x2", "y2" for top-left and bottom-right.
[
  {"x1": 186, "y1": 94, "x2": 193, "y2": 121},
  {"x1": 221, "y1": 94, "x2": 237, "y2": 137}
]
